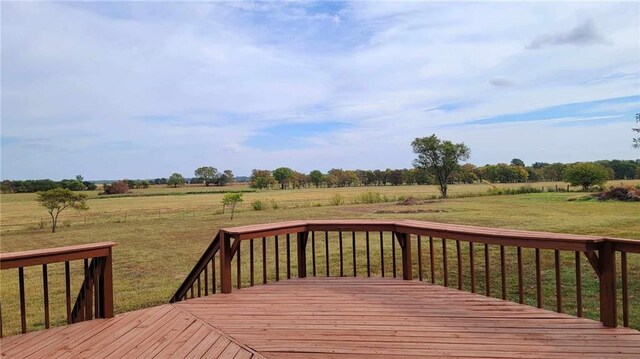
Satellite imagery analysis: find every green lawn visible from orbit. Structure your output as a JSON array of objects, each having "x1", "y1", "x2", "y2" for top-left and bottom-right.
[{"x1": 0, "y1": 182, "x2": 638, "y2": 336}]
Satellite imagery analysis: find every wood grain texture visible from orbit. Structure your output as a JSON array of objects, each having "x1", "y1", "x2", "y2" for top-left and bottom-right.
[
  {"x1": 2, "y1": 277, "x2": 639, "y2": 358},
  {"x1": 177, "y1": 277, "x2": 639, "y2": 358}
]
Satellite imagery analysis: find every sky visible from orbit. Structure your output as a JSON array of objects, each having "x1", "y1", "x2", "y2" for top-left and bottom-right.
[{"x1": 1, "y1": 1, "x2": 639, "y2": 180}]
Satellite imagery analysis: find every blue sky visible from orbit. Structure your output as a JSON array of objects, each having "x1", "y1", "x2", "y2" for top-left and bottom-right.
[{"x1": 1, "y1": 1, "x2": 639, "y2": 180}]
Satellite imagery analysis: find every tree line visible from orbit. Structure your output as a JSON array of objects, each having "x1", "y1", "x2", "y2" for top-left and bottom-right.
[
  {"x1": 247, "y1": 159, "x2": 640, "y2": 191},
  {"x1": 1, "y1": 167, "x2": 236, "y2": 194},
  {"x1": 2, "y1": 157, "x2": 638, "y2": 195},
  {"x1": 1, "y1": 175, "x2": 97, "y2": 193}
]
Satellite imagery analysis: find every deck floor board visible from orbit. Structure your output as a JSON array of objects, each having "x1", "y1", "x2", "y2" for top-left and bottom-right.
[{"x1": 2, "y1": 277, "x2": 638, "y2": 358}]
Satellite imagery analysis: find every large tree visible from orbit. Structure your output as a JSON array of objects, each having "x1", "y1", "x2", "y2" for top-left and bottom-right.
[
  {"x1": 272, "y1": 167, "x2": 294, "y2": 189},
  {"x1": 511, "y1": 158, "x2": 525, "y2": 167},
  {"x1": 194, "y1": 166, "x2": 218, "y2": 186},
  {"x1": 412, "y1": 134, "x2": 470, "y2": 198},
  {"x1": 563, "y1": 163, "x2": 609, "y2": 191},
  {"x1": 249, "y1": 169, "x2": 276, "y2": 189},
  {"x1": 36, "y1": 188, "x2": 89, "y2": 233},
  {"x1": 223, "y1": 170, "x2": 234, "y2": 184},
  {"x1": 167, "y1": 173, "x2": 186, "y2": 188},
  {"x1": 309, "y1": 170, "x2": 324, "y2": 188}
]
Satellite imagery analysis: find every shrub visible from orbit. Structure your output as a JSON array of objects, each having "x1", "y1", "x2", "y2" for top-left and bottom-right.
[
  {"x1": 330, "y1": 193, "x2": 345, "y2": 206},
  {"x1": 486, "y1": 186, "x2": 542, "y2": 196},
  {"x1": 251, "y1": 200, "x2": 265, "y2": 211},
  {"x1": 598, "y1": 186, "x2": 640, "y2": 202},
  {"x1": 101, "y1": 181, "x2": 129, "y2": 195},
  {"x1": 357, "y1": 191, "x2": 382, "y2": 204},
  {"x1": 270, "y1": 199, "x2": 279, "y2": 209}
]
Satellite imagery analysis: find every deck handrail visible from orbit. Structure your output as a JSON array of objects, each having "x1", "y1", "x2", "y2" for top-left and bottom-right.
[
  {"x1": 175, "y1": 219, "x2": 639, "y2": 329},
  {"x1": 220, "y1": 220, "x2": 604, "y2": 250},
  {"x1": 0, "y1": 242, "x2": 115, "y2": 336},
  {"x1": 0, "y1": 242, "x2": 116, "y2": 269}
]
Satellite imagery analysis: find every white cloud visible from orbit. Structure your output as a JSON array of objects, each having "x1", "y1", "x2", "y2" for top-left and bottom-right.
[{"x1": 1, "y1": 1, "x2": 639, "y2": 179}]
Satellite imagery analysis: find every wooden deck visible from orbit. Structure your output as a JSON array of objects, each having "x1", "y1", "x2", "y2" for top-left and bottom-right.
[{"x1": 2, "y1": 277, "x2": 639, "y2": 358}]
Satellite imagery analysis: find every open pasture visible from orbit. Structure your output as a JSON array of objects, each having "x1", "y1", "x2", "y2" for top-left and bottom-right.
[
  {"x1": 2, "y1": 180, "x2": 638, "y2": 233},
  {"x1": 0, "y1": 180, "x2": 639, "y2": 335}
]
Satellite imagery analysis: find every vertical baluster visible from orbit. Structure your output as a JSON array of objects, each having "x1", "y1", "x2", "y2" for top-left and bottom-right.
[
  {"x1": 212, "y1": 256, "x2": 217, "y2": 294},
  {"x1": 517, "y1": 247, "x2": 524, "y2": 304},
  {"x1": 84, "y1": 259, "x2": 91, "y2": 320},
  {"x1": 325, "y1": 231, "x2": 330, "y2": 276},
  {"x1": 500, "y1": 245, "x2": 506, "y2": 300},
  {"x1": 442, "y1": 239, "x2": 448, "y2": 287},
  {"x1": 237, "y1": 242, "x2": 242, "y2": 289},
  {"x1": 93, "y1": 259, "x2": 100, "y2": 319},
  {"x1": 65, "y1": 261, "x2": 71, "y2": 323},
  {"x1": 575, "y1": 251, "x2": 582, "y2": 317},
  {"x1": 19, "y1": 267, "x2": 26, "y2": 333},
  {"x1": 430, "y1": 237, "x2": 435, "y2": 284},
  {"x1": 470, "y1": 242, "x2": 475, "y2": 293},
  {"x1": 536, "y1": 248, "x2": 542, "y2": 308},
  {"x1": 380, "y1": 232, "x2": 385, "y2": 277},
  {"x1": 392, "y1": 234, "x2": 397, "y2": 278},
  {"x1": 485, "y1": 244, "x2": 490, "y2": 297},
  {"x1": 352, "y1": 231, "x2": 357, "y2": 277},
  {"x1": 286, "y1": 234, "x2": 291, "y2": 279},
  {"x1": 312, "y1": 231, "x2": 317, "y2": 276},
  {"x1": 622, "y1": 252, "x2": 628, "y2": 327},
  {"x1": 204, "y1": 261, "x2": 209, "y2": 295},
  {"x1": 197, "y1": 275, "x2": 201, "y2": 298},
  {"x1": 339, "y1": 231, "x2": 344, "y2": 277},
  {"x1": 250, "y1": 239, "x2": 255, "y2": 286},
  {"x1": 42, "y1": 264, "x2": 50, "y2": 328},
  {"x1": 275, "y1": 235, "x2": 280, "y2": 281},
  {"x1": 555, "y1": 250, "x2": 562, "y2": 313},
  {"x1": 366, "y1": 232, "x2": 371, "y2": 277},
  {"x1": 190, "y1": 284, "x2": 194, "y2": 299},
  {"x1": 262, "y1": 237, "x2": 267, "y2": 284},
  {"x1": 456, "y1": 240, "x2": 462, "y2": 290},
  {"x1": 0, "y1": 302, "x2": 3, "y2": 338},
  {"x1": 417, "y1": 235, "x2": 423, "y2": 281}
]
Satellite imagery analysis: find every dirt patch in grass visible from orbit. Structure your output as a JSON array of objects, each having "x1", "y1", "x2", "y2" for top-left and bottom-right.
[
  {"x1": 375, "y1": 209, "x2": 447, "y2": 214},
  {"x1": 398, "y1": 197, "x2": 440, "y2": 206}
]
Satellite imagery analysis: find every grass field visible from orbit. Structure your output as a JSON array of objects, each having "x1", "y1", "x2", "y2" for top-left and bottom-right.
[{"x1": 0, "y1": 180, "x2": 639, "y2": 336}]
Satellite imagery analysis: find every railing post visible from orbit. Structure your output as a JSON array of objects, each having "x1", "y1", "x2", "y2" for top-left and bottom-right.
[
  {"x1": 396, "y1": 232, "x2": 412, "y2": 280},
  {"x1": 219, "y1": 231, "x2": 233, "y2": 293},
  {"x1": 297, "y1": 231, "x2": 309, "y2": 278},
  {"x1": 598, "y1": 241, "x2": 617, "y2": 327},
  {"x1": 103, "y1": 248, "x2": 114, "y2": 318}
]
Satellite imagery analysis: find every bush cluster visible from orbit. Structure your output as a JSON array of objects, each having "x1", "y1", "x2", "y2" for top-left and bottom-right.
[
  {"x1": 251, "y1": 200, "x2": 265, "y2": 211},
  {"x1": 100, "y1": 181, "x2": 129, "y2": 195},
  {"x1": 598, "y1": 186, "x2": 640, "y2": 202}
]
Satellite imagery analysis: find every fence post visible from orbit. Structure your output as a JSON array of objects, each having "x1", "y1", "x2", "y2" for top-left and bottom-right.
[
  {"x1": 598, "y1": 241, "x2": 617, "y2": 327},
  {"x1": 219, "y1": 231, "x2": 233, "y2": 293},
  {"x1": 395, "y1": 232, "x2": 412, "y2": 280},
  {"x1": 297, "y1": 231, "x2": 309, "y2": 278}
]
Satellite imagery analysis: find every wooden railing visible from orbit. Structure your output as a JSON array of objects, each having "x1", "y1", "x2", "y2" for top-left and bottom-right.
[
  {"x1": 172, "y1": 220, "x2": 639, "y2": 329},
  {"x1": 0, "y1": 242, "x2": 115, "y2": 336}
]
